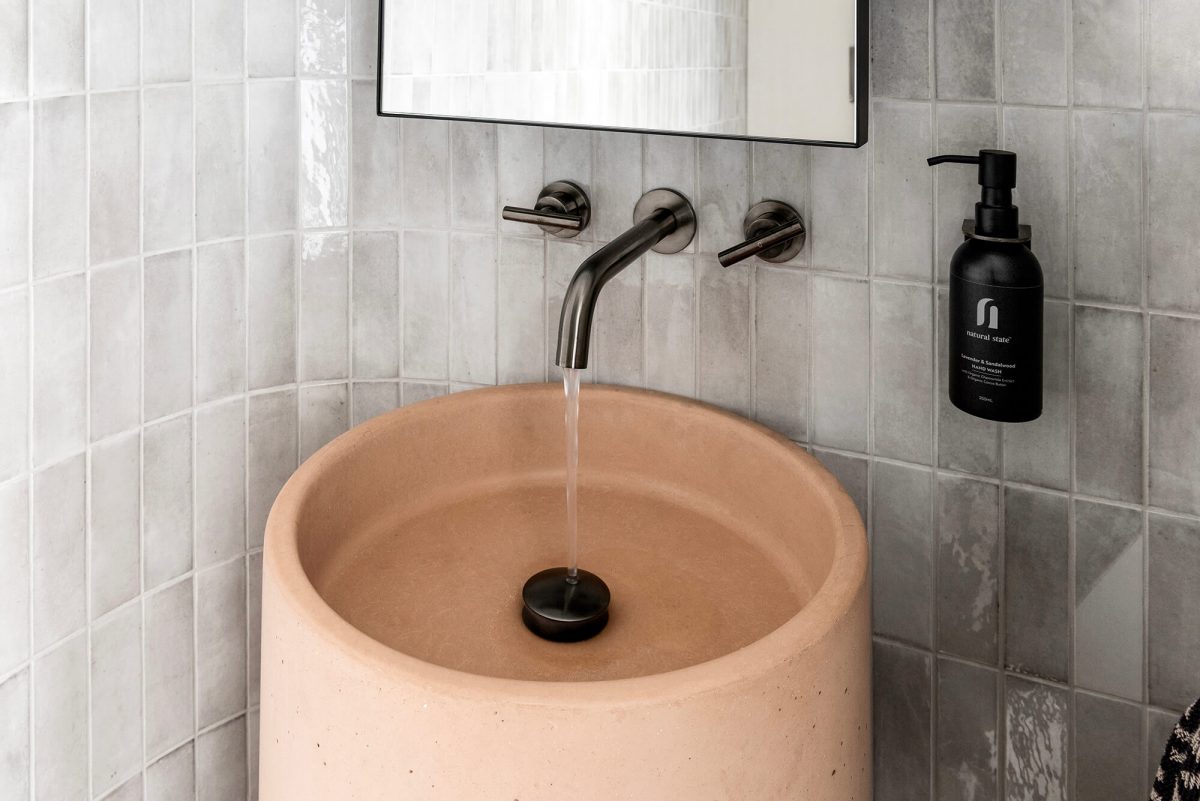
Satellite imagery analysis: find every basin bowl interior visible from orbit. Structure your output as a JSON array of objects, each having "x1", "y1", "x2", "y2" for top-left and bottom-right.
[{"x1": 289, "y1": 384, "x2": 852, "y2": 684}]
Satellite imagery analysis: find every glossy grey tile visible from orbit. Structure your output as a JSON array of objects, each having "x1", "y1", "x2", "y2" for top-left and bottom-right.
[
  {"x1": 812, "y1": 276, "x2": 870, "y2": 452},
  {"x1": 196, "y1": 559, "x2": 247, "y2": 728},
  {"x1": 1073, "y1": 111, "x2": 1143, "y2": 305},
  {"x1": 31, "y1": 0, "x2": 84, "y2": 94},
  {"x1": 874, "y1": 641, "x2": 932, "y2": 801},
  {"x1": 872, "y1": 101, "x2": 933, "y2": 280},
  {"x1": 1074, "y1": 500, "x2": 1143, "y2": 700},
  {"x1": 32, "y1": 96, "x2": 86, "y2": 278},
  {"x1": 1074, "y1": 692, "x2": 1145, "y2": 801},
  {"x1": 248, "y1": 0, "x2": 295, "y2": 77},
  {"x1": 870, "y1": 0, "x2": 931, "y2": 99},
  {"x1": 352, "y1": 231, "x2": 400, "y2": 379},
  {"x1": 0, "y1": 479, "x2": 29, "y2": 674},
  {"x1": 1148, "y1": 514, "x2": 1200, "y2": 710},
  {"x1": 31, "y1": 454, "x2": 86, "y2": 650},
  {"x1": 1074, "y1": 0, "x2": 1143, "y2": 108},
  {"x1": 351, "y1": 80, "x2": 401, "y2": 227},
  {"x1": 144, "y1": 580, "x2": 195, "y2": 758},
  {"x1": 195, "y1": 399, "x2": 246, "y2": 568},
  {"x1": 937, "y1": 475, "x2": 999, "y2": 663},
  {"x1": 936, "y1": 658, "x2": 998, "y2": 801},
  {"x1": 754, "y1": 265, "x2": 808, "y2": 440},
  {"x1": 300, "y1": 0, "x2": 346, "y2": 75},
  {"x1": 249, "y1": 81, "x2": 299, "y2": 234},
  {"x1": 90, "y1": 603, "x2": 142, "y2": 795},
  {"x1": 1148, "y1": 315, "x2": 1200, "y2": 516},
  {"x1": 1001, "y1": 0, "x2": 1068, "y2": 105},
  {"x1": 1003, "y1": 301, "x2": 1071, "y2": 491},
  {"x1": 143, "y1": 416, "x2": 193, "y2": 589},
  {"x1": 196, "y1": 0, "x2": 244, "y2": 79},
  {"x1": 873, "y1": 282, "x2": 934, "y2": 464},
  {"x1": 1004, "y1": 676, "x2": 1068, "y2": 801},
  {"x1": 1004, "y1": 488, "x2": 1070, "y2": 681},
  {"x1": 32, "y1": 274, "x2": 86, "y2": 467},
  {"x1": 301, "y1": 80, "x2": 350, "y2": 228},
  {"x1": 143, "y1": 87, "x2": 193, "y2": 252},
  {"x1": 873, "y1": 462, "x2": 935, "y2": 647},
  {"x1": 90, "y1": 433, "x2": 140, "y2": 619},
  {"x1": 299, "y1": 383, "x2": 349, "y2": 460},
  {"x1": 1074, "y1": 306, "x2": 1144, "y2": 503},
  {"x1": 89, "y1": 91, "x2": 141, "y2": 265},
  {"x1": 248, "y1": 389, "x2": 297, "y2": 545},
  {"x1": 0, "y1": 289, "x2": 27, "y2": 482},
  {"x1": 403, "y1": 230, "x2": 450, "y2": 379},
  {"x1": 0, "y1": 102, "x2": 28, "y2": 290},
  {"x1": 90, "y1": 261, "x2": 141, "y2": 440},
  {"x1": 937, "y1": 289, "x2": 1000, "y2": 477},
  {"x1": 142, "y1": 0, "x2": 190, "y2": 82},
  {"x1": 697, "y1": 256, "x2": 750, "y2": 416},
  {"x1": 0, "y1": 669, "x2": 30, "y2": 800},
  {"x1": 34, "y1": 634, "x2": 88, "y2": 801},
  {"x1": 935, "y1": 0, "x2": 996, "y2": 100},
  {"x1": 197, "y1": 241, "x2": 247, "y2": 404},
  {"x1": 196, "y1": 83, "x2": 246, "y2": 242},
  {"x1": 143, "y1": 250, "x2": 194, "y2": 421},
  {"x1": 300, "y1": 233, "x2": 350, "y2": 381},
  {"x1": 1149, "y1": 0, "x2": 1200, "y2": 111},
  {"x1": 402, "y1": 118, "x2": 450, "y2": 229},
  {"x1": 643, "y1": 252, "x2": 696, "y2": 397},
  {"x1": 1003, "y1": 107, "x2": 1069, "y2": 298},
  {"x1": 1148, "y1": 114, "x2": 1200, "y2": 314},
  {"x1": 249, "y1": 235, "x2": 298, "y2": 389},
  {"x1": 449, "y1": 232, "x2": 498, "y2": 385},
  {"x1": 810, "y1": 144, "x2": 868, "y2": 274},
  {"x1": 497, "y1": 235, "x2": 546, "y2": 385},
  {"x1": 450, "y1": 122, "x2": 498, "y2": 231}
]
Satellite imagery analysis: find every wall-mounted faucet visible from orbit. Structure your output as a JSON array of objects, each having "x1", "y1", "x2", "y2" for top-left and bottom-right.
[{"x1": 556, "y1": 189, "x2": 695, "y2": 369}]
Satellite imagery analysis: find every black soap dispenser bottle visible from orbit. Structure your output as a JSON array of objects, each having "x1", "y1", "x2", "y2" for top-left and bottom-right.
[{"x1": 928, "y1": 150, "x2": 1043, "y2": 423}]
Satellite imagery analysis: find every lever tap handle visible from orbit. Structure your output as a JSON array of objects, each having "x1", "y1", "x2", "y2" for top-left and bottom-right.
[
  {"x1": 718, "y1": 201, "x2": 807, "y2": 267},
  {"x1": 500, "y1": 180, "x2": 591, "y2": 239}
]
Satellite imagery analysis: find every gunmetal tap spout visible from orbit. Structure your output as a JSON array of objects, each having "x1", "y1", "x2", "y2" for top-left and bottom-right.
[{"x1": 556, "y1": 189, "x2": 696, "y2": 370}]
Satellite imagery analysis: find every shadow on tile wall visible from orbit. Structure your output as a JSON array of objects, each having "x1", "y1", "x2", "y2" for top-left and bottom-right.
[{"x1": 0, "y1": 0, "x2": 1198, "y2": 799}]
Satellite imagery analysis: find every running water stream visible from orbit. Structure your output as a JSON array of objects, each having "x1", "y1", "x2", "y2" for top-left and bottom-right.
[{"x1": 563, "y1": 367, "x2": 581, "y2": 581}]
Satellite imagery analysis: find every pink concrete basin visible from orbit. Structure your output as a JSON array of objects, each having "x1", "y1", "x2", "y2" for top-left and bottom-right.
[{"x1": 259, "y1": 383, "x2": 870, "y2": 800}]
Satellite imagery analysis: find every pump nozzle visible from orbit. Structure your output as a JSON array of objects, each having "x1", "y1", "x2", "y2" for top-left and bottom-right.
[{"x1": 928, "y1": 149, "x2": 1020, "y2": 239}]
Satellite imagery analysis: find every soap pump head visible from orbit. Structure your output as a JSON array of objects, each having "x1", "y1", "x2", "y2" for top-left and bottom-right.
[{"x1": 928, "y1": 149, "x2": 1019, "y2": 239}]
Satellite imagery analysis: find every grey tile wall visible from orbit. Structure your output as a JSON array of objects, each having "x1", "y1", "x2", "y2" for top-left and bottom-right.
[{"x1": 1, "y1": 0, "x2": 1198, "y2": 799}]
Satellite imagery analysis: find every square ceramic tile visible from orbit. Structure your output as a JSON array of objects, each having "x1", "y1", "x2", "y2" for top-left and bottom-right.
[
  {"x1": 937, "y1": 475, "x2": 1000, "y2": 663},
  {"x1": 32, "y1": 275, "x2": 87, "y2": 466},
  {"x1": 90, "y1": 261, "x2": 142, "y2": 440},
  {"x1": 872, "y1": 462, "x2": 935, "y2": 648},
  {"x1": 34, "y1": 634, "x2": 88, "y2": 801},
  {"x1": 249, "y1": 235, "x2": 298, "y2": 389},
  {"x1": 300, "y1": 233, "x2": 350, "y2": 381},
  {"x1": 31, "y1": 455, "x2": 86, "y2": 650},
  {"x1": 144, "y1": 580, "x2": 195, "y2": 758},
  {"x1": 143, "y1": 416, "x2": 193, "y2": 589},
  {"x1": 196, "y1": 559, "x2": 247, "y2": 728},
  {"x1": 0, "y1": 479, "x2": 30, "y2": 674},
  {"x1": 90, "y1": 433, "x2": 141, "y2": 619},
  {"x1": 196, "y1": 84, "x2": 247, "y2": 242},
  {"x1": 1004, "y1": 488, "x2": 1070, "y2": 681},
  {"x1": 872, "y1": 282, "x2": 934, "y2": 464}
]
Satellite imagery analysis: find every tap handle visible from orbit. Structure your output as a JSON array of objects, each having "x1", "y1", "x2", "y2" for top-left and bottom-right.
[
  {"x1": 718, "y1": 200, "x2": 807, "y2": 267},
  {"x1": 501, "y1": 180, "x2": 591, "y2": 238}
]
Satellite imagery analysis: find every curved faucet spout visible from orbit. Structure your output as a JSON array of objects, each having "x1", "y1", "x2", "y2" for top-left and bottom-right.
[{"x1": 556, "y1": 190, "x2": 696, "y2": 370}]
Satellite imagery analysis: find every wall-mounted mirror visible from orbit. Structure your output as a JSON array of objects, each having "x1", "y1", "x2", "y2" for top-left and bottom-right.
[{"x1": 377, "y1": 0, "x2": 868, "y2": 147}]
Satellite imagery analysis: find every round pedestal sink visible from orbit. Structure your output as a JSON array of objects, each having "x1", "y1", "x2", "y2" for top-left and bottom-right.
[{"x1": 259, "y1": 383, "x2": 870, "y2": 800}]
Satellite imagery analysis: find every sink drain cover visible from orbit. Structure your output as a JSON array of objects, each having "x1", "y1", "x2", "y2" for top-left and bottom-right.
[{"x1": 521, "y1": 567, "x2": 611, "y2": 643}]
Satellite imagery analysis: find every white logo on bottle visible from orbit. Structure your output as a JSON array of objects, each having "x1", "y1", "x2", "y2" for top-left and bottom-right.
[{"x1": 976, "y1": 298, "x2": 1000, "y2": 330}]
